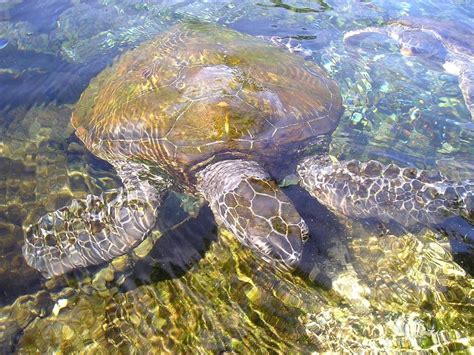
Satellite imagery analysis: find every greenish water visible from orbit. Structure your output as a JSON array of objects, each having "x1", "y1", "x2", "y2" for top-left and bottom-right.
[{"x1": 0, "y1": 0, "x2": 473, "y2": 353}]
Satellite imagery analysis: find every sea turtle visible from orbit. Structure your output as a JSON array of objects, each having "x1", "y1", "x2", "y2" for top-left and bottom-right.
[
  {"x1": 22, "y1": 22, "x2": 473, "y2": 278},
  {"x1": 343, "y1": 17, "x2": 474, "y2": 119}
]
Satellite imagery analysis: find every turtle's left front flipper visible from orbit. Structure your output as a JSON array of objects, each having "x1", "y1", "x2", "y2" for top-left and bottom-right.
[{"x1": 297, "y1": 156, "x2": 473, "y2": 227}]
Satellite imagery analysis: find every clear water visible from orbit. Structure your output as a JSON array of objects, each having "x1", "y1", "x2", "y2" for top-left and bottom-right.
[{"x1": 0, "y1": 0, "x2": 473, "y2": 352}]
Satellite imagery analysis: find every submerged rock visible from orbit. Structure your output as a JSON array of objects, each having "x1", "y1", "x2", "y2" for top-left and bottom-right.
[{"x1": 2, "y1": 226, "x2": 472, "y2": 353}]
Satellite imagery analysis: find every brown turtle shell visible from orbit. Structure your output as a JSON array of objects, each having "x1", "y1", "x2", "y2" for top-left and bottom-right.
[{"x1": 72, "y1": 22, "x2": 342, "y2": 182}]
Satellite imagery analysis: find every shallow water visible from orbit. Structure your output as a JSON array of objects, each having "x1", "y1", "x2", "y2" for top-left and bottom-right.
[{"x1": 0, "y1": 0, "x2": 473, "y2": 353}]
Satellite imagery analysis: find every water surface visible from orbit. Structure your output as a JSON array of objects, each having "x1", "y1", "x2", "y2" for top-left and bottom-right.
[{"x1": 0, "y1": 0, "x2": 473, "y2": 352}]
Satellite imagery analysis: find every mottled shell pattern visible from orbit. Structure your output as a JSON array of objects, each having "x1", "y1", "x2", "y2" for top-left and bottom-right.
[{"x1": 72, "y1": 22, "x2": 342, "y2": 184}]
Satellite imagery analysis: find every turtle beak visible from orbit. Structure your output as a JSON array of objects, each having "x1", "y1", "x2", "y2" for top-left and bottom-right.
[{"x1": 265, "y1": 218, "x2": 309, "y2": 269}]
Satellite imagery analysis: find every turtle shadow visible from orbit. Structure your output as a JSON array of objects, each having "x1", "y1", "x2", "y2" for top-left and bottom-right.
[
  {"x1": 285, "y1": 185, "x2": 352, "y2": 288},
  {"x1": 116, "y1": 203, "x2": 218, "y2": 292},
  {"x1": 117, "y1": 185, "x2": 350, "y2": 293}
]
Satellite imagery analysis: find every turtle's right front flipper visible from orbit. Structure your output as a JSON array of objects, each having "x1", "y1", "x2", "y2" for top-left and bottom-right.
[
  {"x1": 197, "y1": 160, "x2": 308, "y2": 270},
  {"x1": 23, "y1": 162, "x2": 169, "y2": 278}
]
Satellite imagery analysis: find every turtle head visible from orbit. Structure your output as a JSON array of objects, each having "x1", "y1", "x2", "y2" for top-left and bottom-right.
[
  {"x1": 398, "y1": 30, "x2": 447, "y2": 63},
  {"x1": 239, "y1": 177, "x2": 309, "y2": 268},
  {"x1": 197, "y1": 160, "x2": 308, "y2": 270}
]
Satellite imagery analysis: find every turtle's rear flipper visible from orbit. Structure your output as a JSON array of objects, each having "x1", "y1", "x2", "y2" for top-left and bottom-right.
[
  {"x1": 197, "y1": 159, "x2": 308, "y2": 269},
  {"x1": 297, "y1": 156, "x2": 473, "y2": 228},
  {"x1": 23, "y1": 162, "x2": 168, "y2": 278}
]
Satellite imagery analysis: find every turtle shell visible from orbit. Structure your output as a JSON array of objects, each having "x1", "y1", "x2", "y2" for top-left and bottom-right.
[
  {"x1": 72, "y1": 22, "x2": 342, "y2": 178},
  {"x1": 393, "y1": 17, "x2": 474, "y2": 57}
]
